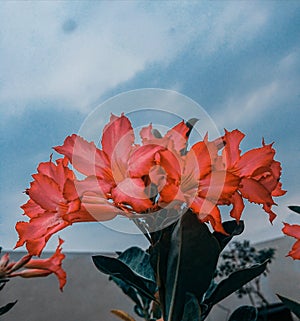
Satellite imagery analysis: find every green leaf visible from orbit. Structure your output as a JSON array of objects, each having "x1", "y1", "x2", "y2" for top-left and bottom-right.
[
  {"x1": 213, "y1": 220, "x2": 244, "y2": 251},
  {"x1": 0, "y1": 300, "x2": 17, "y2": 316},
  {"x1": 92, "y1": 254, "x2": 156, "y2": 302},
  {"x1": 277, "y1": 294, "x2": 300, "y2": 318},
  {"x1": 204, "y1": 261, "x2": 268, "y2": 306},
  {"x1": 110, "y1": 276, "x2": 142, "y2": 308},
  {"x1": 182, "y1": 293, "x2": 201, "y2": 321},
  {"x1": 149, "y1": 219, "x2": 177, "y2": 320},
  {"x1": 288, "y1": 205, "x2": 300, "y2": 214},
  {"x1": 117, "y1": 247, "x2": 156, "y2": 283},
  {"x1": 104, "y1": 248, "x2": 157, "y2": 319},
  {"x1": 134, "y1": 304, "x2": 147, "y2": 318},
  {"x1": 165, "y1": 210, "x2": 220, "y2": 321},
  {"x1": 228, "y1": 306, "x2": 258, "y2": 321}
]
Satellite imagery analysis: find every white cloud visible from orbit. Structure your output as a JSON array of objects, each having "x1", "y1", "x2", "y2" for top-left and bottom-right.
[
  {"x1": 214, "y1": 80, "x2": 279, "y2": 128},
  {"x1": 0, "y1": 1, "x2": 272, "y2": 116},
  {"x1": 213, "y1": 47, "x2": 300, "y2": 128},
  {"x1": 0, "y1": 2, "x2": 194, "y2": 114},
  {"x1": 203, "y1": 2, "x2": 268, "y2": 54}
]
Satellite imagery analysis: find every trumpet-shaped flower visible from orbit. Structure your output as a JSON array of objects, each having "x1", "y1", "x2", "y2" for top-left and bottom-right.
[
  {"x1": 15, "y1": 157, "x2": 120, "y2": 256},
  {"x1": 221, "y1": 129, "x2": 286, "y2": 222},
  {"x1": 1, "y1": 239, "x2": 66, "y2": 290}
]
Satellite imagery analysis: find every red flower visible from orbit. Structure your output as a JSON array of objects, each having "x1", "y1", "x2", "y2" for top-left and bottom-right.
[
  {"x1": 1, "y1": 239, "x2": 66, "y2": 290},
  {"x1": 54, "y1": 114, "x2": 154, "y2": 213},
  {"x1": 158, "y1": 134, "x2": 240, "y2": 233},
  {"x1": 282, "y1": 223, "x2": 300, "y2": 260},
  {"x1": 15, "y1": 157, "x2": 120, "y2": 256},
  {"x1": 54, "y1": 114, "x2": 190, "y2": 215},
  {"x1": 221, "y1": 130, "x2": 286, "y2": 222}
]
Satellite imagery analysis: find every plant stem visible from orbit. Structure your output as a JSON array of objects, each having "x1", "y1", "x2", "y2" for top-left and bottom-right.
[
  {"x1": 254, "y1": 278, "x2": 269, "y2": 306},
  {"x1": 246, "y1": 286, "x2": 255, "y2": 306},
  {"x1": 132, "y1": 218, "x2": 152, "y2": 244}
]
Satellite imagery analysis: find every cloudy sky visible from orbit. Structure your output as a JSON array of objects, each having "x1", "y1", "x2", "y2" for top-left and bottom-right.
[{"x1": 1, "y1": 1, "x2": 300, "y2": 253}]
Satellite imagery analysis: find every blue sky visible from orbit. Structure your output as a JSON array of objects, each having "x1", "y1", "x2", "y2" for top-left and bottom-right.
[{"x1": 1, "y1": 1, "x2": 300, "y2": 253}]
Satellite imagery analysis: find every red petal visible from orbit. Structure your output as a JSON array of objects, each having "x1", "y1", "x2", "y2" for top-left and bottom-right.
[
  {"x1": 54, "y1": 134, "x2": 111, "y2": 179},
  {"x1": 10, "y1": 269, "x2": 52, "y2": 278},
  {"x1": 63, "y1": 203, "x2": 97, "y2": 222},
  {"x1": 0, "y1": 253, "x2": 10, "y2": 269},
  {"x1": 102, "y1": 114, "x2": 134, "y2": 159},
  {"x1": 101, "y1": 114, "x2": 134, "y2": 181},
  {"x1": 190, "y1": 197, "x2": 226, "y2": 234},
  {"x1": 75, "y1": 176, "x2": 112, "y2": 196},
  {"x1": 159, "y1": 182, "x2": 185, "y2": 205},
  {"x1": 128, "y1": 144, "x2": 164, "y2": 178},
  {"x1": 15, "y1": 215, "x2": 69, "y2": 256},
  {"x1": 63, "y1": 178, "x2": 78, "y2": 201},
  {"x1": 158, "y1": 149, "x2": 182, "y2": 182},
  {"x1": 271, "y1": 182, "x2": 286, "y2": 197},
  {"x1": 282, "y1": 223, "x2": 300, "y2": 239},
  {"x1": 66, "y1": 199, "x2": 81, "y2": 214},
  {"x1": 191, "y1": 135, "x2": 218, "y2": 179},
  {"x1": 262, "y1": 203, "x2": 277, "y2": 223},
  {"x1": 37, "y1": 158, "x2": 74, "y2": 191},
  {"x1": 111, "y1": 178, "x2": 153, "y2": 212},
  {"x1": 165, "y1": 121, "x2": 189, "y2": 152},
  {"x1": 229, "y1": 191, "x2": 245, "y2": 221},
  {"x1": 239, "y1": 178, "x2": 277, "y2": 222},
  {"x1": 140, "y1": 124, "x2": 155, "y2": 143},
  {"x1": 25, "y1": 238, "x2": 66, "y2": 290},
  {"x1": 282, "y1": 223, "x2": 300, "y2": 260},
  {"x1": 239, "y1": 178, "x2": 275, "y2": 205},
  {"x1": 237, "y1": 144, "x2": 275, "y2": 177},
  {"x1": 21, "y1": 199, "x2": 45, "y2": 218},
  {"x1": 181, "y1": 151, "x2": 200, "y2": 195},
  {"x1": 148, "y1": 165, "x2": 167, "y2": 191},
  {"x1": 29, "y1": 174, "x2": 63, "y2": 211},
  {"x1": 288, "y1": 240, "x2": 300, "y2": 260},
  {"x1": 258, "y1": 161, "x2": 286, "y2": 196},
  {"x1": 222, "y1": 129, "x2": 245, "y2": 168},
  {"x1": 80, "y1": 195, "x2": 121, "y2": 221},
  {"x1": 199, "y1": 171, "x2": 240, "y2": 201}
]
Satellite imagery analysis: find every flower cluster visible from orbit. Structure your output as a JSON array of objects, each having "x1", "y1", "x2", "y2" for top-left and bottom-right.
[{"x1": 15, "y1": 114, "x2": 286, "y2": 265}]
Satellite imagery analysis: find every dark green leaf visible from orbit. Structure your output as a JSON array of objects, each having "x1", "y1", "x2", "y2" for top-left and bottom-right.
[
  {"x1": 0, "y1": 300, "x2": 17, "y2": 316},
  {"x1": 203, "y1": 281, "x2": 218, "y2": 302},
  {"x1": 134, "y1": 304, "x2": 146, "y2": 318},
  {"x1": 152, "y1": 128, "x2": 162, "y2": 138},
  {"x1": 182, "y1": 293, "x2": 201, "y2": 321},
  {"x1": 277, "y1": 294, "x2": 300, "y2": 318},
  {"x1": 288, "y1": 205, "x2": 300, "y2": 215},
  {"x1": 149, "y1": 219, "x2": 177, "y2": 320},
  {"x1": 213, "y1": 220, "x2": 244, "y2": 251},
  {"x1": 110, "y1": 276, "x2": 142, "y2": 308},
  {"x1": 186, "y1": 118, "x2": 199, "y2": 136},
  {"x1": 204, "y1": 261, "x2": 268, "y2": 306},
  {"x1": 228, "y1": 306, "x2": 258, "y2": 321},
  {"x1": 117, "y1": 247, "x2": 156, "y2": 283},
  {"x1": 92, "y1": 255, "x2": 156, "y2": 302},
  {"x1": 165, "y1": 210, "x2": 220, "y2": 321}
]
